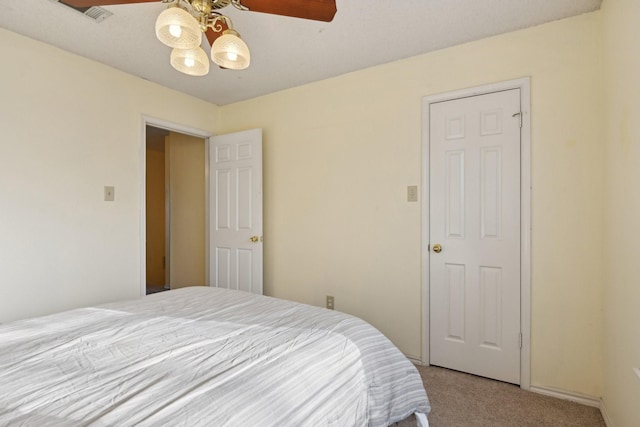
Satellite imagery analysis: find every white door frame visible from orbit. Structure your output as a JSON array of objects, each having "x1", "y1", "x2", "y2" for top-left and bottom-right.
[
  {"x1": 139, "y1": 116, "x2": 213, "y2": 297},
  {"x1": 420, "y1": 77, "x2": 532, "y2": 390}
]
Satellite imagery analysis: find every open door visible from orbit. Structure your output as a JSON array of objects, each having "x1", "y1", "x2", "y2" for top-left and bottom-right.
[{"x1": 209, "y1": 129, "x2": 263, "y2": 294}]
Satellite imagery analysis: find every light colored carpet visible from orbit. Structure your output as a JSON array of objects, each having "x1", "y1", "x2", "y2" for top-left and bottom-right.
[{"x1": 397, "y1": 366, "x2": 606, "y2": 427}]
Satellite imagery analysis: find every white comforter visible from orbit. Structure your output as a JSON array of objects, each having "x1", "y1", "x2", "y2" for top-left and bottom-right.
[{"x1": 0, "y1": 287, "x2": 430, "y2": 426}]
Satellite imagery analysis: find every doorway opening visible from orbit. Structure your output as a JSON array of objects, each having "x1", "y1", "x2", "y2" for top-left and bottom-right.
[{"x1": 143, "y1": 121, "x2": 209, "y2": 296}]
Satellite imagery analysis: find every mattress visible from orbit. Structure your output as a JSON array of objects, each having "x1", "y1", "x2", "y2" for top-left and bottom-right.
[{"x1": 0, "y1": 287, "x2": 430, "y2": 426}]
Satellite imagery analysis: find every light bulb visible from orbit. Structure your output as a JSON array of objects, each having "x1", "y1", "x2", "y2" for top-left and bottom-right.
[
  {"x1": 155, "y1": 7, "x2": 201, "y2": 50},
  {"x1": 169, "y1": 24, "x2": 182, "y2": 38},
  {"x1": 211, "y1": 29, "x2": 250, "y2": 70},
  {"x1": 170, "y1": 47, "x2": 209, "y2": 76}
]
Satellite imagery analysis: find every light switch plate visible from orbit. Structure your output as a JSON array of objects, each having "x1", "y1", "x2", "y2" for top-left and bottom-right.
[
  {"x1": 407, "y1": 185, "x2": 418, "y2": 202},
  {"x1": 104, "y1": 186, "x2": 115, "y2": 202}
]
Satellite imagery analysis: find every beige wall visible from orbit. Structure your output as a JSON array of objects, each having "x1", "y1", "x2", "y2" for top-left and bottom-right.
[
  {"x1": 3, "y1": 8, "x2": 631, "y2": 414},
  {"x1": 601, "y1": 0, "x2": 640, "y2": 425},
  {"x1": 167, "y1": 132, "x2": 206, "y2": 288},
  {"x1": 0, "y1": 28, "x2": 219, "y2": 322},
  {"x1": 220, "y1": 13, "x2": 605, "y2": 396}
]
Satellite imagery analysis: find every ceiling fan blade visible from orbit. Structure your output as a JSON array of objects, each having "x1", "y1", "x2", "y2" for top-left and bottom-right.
[
  {"x1": 62, "y1": 0, "x2": 337, "y2": 21},
  {"x1": 62, "y1": 0, "x2": 158, "y2": 6},
  {"x1": 204, "y1": 22, "x2": 229, "y2": 47},
  {"x1": 241, "y1": 0, "x2": 337, "y2": 22}
]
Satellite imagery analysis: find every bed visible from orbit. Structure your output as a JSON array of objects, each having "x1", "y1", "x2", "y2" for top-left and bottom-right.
[{"x1": 0, "y1": 286, "x2": 430, "y2": 426}]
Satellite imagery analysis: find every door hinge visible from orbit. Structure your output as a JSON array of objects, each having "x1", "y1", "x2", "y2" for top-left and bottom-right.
[
  {"x1": 518, "y1": 332, "x2": 523, "y2": 349},
  {"x1": 513, "y1": 112, "x2": 523, "y2": 128}
]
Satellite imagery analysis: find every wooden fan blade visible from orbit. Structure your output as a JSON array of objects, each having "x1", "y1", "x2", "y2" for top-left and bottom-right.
[
  {"x1": 204, "y1": 21, "x2": 229, "y2": 47},
  {"x1": 63, "y1": 0, "x2": 337, "y2": 22},
  {"x1": 241, "y1": 0, "x2": 337, "y2": 22},
  {"x1": 62, "y1": 0, "x2": 158, "y2": 7}
]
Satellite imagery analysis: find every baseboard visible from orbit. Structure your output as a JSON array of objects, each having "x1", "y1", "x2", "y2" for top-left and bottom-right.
[
  {"x1": 529, "y1": 385, "x2": 600, "y2": 407},
  {"x1": 530, "y1": 385, "x2": 613, "y2": 427},
  {"x1": 406, "y1": 355, "x2": 424, "y2": 365},
  {"x1": 599, "y1": 398, "x2": 614, "y2": 427}
]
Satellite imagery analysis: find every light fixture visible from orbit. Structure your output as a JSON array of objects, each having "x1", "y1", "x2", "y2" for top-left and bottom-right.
[
  {"x1": 211, "y1": 29, "x2": 250, "y2": 70},
  {"x1": 170, "y1": 46, "x2": 210, "y2": 76},
  {"x1": 155, "y1": 5, "x2": 201, "y2": 50},
  {"x1": 155, "y1": 0, "x2": 251, "y2": 76}
]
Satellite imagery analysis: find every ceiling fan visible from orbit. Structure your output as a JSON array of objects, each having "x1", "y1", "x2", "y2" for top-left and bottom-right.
[{"x1": 61, "y1": 0, "x2": 338, "y2": 76}]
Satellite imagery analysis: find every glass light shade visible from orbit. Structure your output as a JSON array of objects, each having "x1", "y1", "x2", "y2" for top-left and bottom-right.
[
  {"x1": 155, "y1": 7, "x2": 202, "y2": 49},
  {"x1": 170, "y1": 47, "x2": 210, "y2": 76},
  {"x1": 211, "y1": 29, "x2": 250, "y2": 70}
]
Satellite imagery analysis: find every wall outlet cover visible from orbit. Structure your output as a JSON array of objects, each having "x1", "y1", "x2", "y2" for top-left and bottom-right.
[{"x1": 326, "y1": 295, "x2": 334, "y2": 310}]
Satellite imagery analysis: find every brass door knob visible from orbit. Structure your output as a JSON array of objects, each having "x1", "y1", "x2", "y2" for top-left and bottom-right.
[
  {"x1": 432, "y1": 243, "x2": 442, "y2": 253},
  {"x1": 250, "y1": 236, "x2": 259, "y2": 243}
]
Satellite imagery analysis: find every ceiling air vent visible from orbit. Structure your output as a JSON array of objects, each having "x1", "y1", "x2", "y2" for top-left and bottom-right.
[{"x1": 52, "y1": 0, "x2": 113, "y2": 23}]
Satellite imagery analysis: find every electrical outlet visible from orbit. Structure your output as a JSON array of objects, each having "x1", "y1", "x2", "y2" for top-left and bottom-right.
[
  {"x1": 326, "y1": 295, "x2": 334, "y2": 310},
  {"x1": 634, "y1": 367, "x2": 640, "y2": 381}
]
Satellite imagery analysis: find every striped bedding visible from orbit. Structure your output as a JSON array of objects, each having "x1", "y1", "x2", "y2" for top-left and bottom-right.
[{"x1": 0, "y1": 287, "x2": 430, "y2": 426}]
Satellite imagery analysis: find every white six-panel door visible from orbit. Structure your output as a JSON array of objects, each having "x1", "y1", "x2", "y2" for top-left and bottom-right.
[
  {"x1": 209, "y1": 129, "x2": 263, "y2": 294},
  {"x1": 429, "y1": 89, "x2": 521, "y2": 384}
]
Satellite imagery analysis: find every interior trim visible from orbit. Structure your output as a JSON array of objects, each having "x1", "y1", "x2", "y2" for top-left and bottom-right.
[
  {"x1": 420, "y1": 77, "x2": 532, "y2": 390},
  {"x1": 599, "y1": 397, "x2": 614, "y2": 427},
  {"x1": 529, "y1": 385, "x2": 601, "y2": 408},
  {"x1": 139, "y1": 115, "x2": 213, "y2": 297}
]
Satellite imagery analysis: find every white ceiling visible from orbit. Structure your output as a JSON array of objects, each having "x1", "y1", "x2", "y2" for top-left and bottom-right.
[{"x1": 0, "y1": 0, "x2": 601, "y2": 106}]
